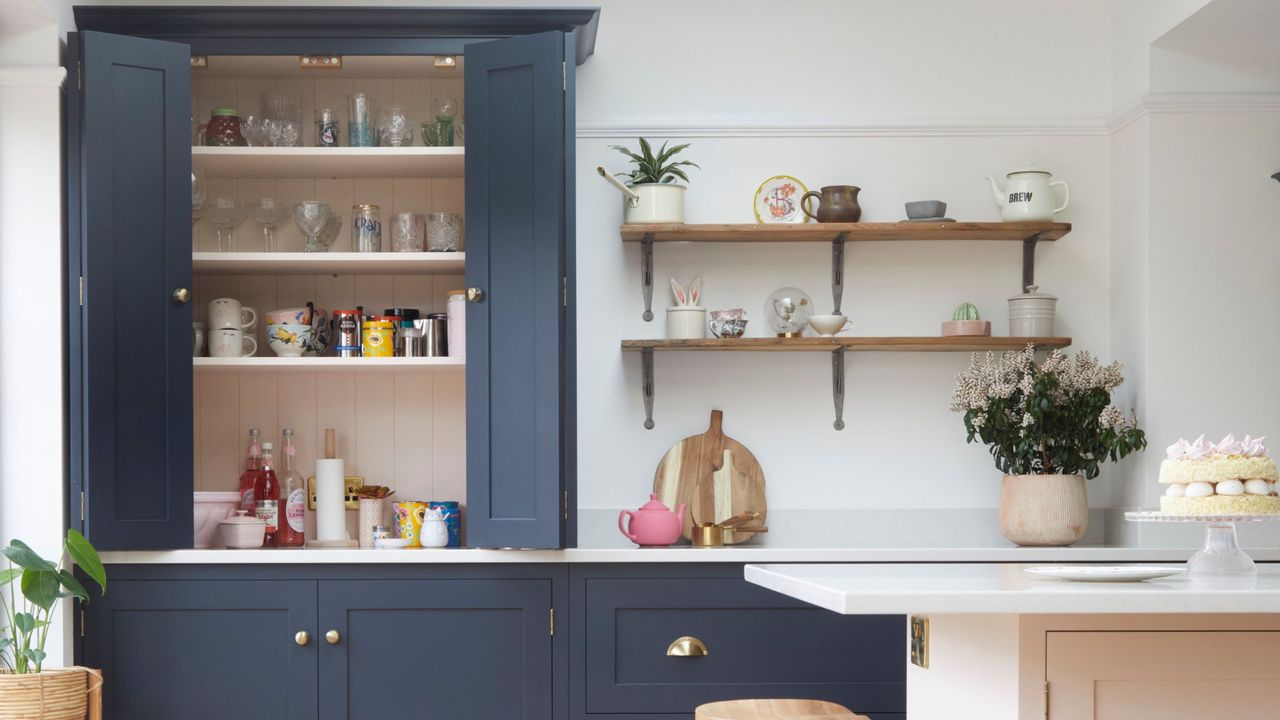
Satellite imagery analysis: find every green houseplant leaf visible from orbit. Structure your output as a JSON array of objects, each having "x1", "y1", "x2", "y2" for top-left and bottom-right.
[
  {"x1": 1, "y1": 540, "x2": 54, "y2": 572},
  {"x1": 21, "y1": 569, "x2": 60, "y2": 611},
  {"x1": 66, "y1": 529, "x2": 106, "y2": 594},
  {"x1": 607, "y1": 138, "x2": 698, "y2": 185},
  {"x1": 56, "y1": 570, "x2": 88, "y2": 603},
  {"x1": 0, "y1": 567, "x2": 20, "y2": 586}
]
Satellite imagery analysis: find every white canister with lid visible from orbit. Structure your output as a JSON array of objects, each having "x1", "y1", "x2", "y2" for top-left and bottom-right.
[
  {"x1": 666, "y1": 307, "x2": 707, "y2": 339},
  {"x1": 1008, "y1": 285, "x2": 1057, "y2": 337},
  {"x1": 447, "y1": 290, "x2": 466, "y2": 358},
  {"x1": 218, "y1": 510, "x2": 266, "y2": 549}
]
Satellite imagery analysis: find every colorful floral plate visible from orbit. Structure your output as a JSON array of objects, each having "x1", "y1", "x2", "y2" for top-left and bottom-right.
[{"x1": 754, "y1": 175, "x2": 809, "y2": 224}]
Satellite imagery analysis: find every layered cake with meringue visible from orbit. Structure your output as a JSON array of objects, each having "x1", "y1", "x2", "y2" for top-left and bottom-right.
[{"x1": 1159, "y1": 434, "x2": 1280, "y2": 515}]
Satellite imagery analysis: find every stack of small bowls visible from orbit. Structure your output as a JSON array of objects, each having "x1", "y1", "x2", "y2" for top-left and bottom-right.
[{"x1": 265, "y1": 306, "x2": 331, "y2": 357}]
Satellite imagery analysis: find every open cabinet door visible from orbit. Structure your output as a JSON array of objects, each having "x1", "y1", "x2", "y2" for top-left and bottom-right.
[
  {"x1": 465, "y1": 30, "x2": 574, "y2": 549},
  {"x1": 69, "y1": 31, "x2": 193, "y2": 549}
]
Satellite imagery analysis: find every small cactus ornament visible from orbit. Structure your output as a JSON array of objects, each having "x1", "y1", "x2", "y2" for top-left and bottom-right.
[{"x1": 952, "y1": 302, "x2": 981, "y2": 321}]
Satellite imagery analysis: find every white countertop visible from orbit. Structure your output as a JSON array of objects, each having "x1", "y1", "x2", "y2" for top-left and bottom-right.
[
  {"x1": 745, "y1": 562, "x2": 1280, "y2": 614},
  {"x1": 99, "y1": 545, "x2": 1280, "y2": 564}
]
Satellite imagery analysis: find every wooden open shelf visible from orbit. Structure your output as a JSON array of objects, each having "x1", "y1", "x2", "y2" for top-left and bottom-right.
[
  {"x1": 194, "y1": 357, "x2": 465, "y2": 374},
  {"x1": 622, "y1": 337, "x2": 1072, "y2": 352},
  {"x1": 193, "y1": 251, "x2": 464, "y2": 275},
  {"x1": 193, "y1": 146, "x2": 465, "y2": 179},
  {"x1": 620, "y1": 221, "x2": 1070, "y2": 243}
]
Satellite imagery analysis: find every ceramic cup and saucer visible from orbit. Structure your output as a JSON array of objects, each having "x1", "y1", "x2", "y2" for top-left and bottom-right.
[{"x1": 899, "y1": 200, "x2": 955, "y2": 223}]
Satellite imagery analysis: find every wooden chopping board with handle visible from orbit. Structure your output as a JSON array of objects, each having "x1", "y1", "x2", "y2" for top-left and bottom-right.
[{"x1": 653, "y1": 410, "x2": 767, "y2": 543}]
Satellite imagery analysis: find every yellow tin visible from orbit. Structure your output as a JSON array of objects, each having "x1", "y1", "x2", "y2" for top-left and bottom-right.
[
  {"x1": 362, "y1": 317, "x2": 395, "y2": 358},
  {"x1": 392, "y1": 501, "x2": 428, "y2": 547}
]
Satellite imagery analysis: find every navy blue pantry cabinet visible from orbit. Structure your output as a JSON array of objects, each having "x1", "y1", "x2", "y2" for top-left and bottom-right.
[
  {"x1": 65, "y1": 8, "x2": 597, "y2": 551},
  {"x1": 82, "y1": 566, "x2": 565, "y2": 720}
]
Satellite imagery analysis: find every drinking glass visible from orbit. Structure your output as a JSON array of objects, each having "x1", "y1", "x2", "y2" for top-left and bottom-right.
[
  {"x1": 262, "y1": 90, "x2": 301, "y2": 122},
  {"x1": 390, "y1": 212, "x2": 425, "y2": 252},
  {"x1": 191, "y1": 162, "x2": 207, "y2": 207},
  {"x1": 293, "y1": 201, "x2": 334, "y2": 253},
  {"x1": 250, "y1": 198, "x2": 292, "y2": 252},
  {"x1": 378, "y1": 106, "x2": 414, "y2": 147},
  {"x1": 348, "y1": 93, "x2": 375, "y2": 147},
  {"x1": 208, "y1": 198, "x2": 250, "y2": 252},
  {"x1": 278, "y1": 120, "x2": 302, "y2": 147},
  {"x1": 318, "y1": 212, "x2": 342, "y2": 249}
]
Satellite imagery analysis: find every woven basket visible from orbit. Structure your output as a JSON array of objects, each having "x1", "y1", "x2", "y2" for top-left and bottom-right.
[{"x1": 0, "y1": 667, "x2": 101, "y2": 720}]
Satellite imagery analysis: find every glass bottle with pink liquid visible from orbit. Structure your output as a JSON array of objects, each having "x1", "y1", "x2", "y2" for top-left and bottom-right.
[
  {"x1": 278, "y1": 428, "x2": 306, "y2": 548},
  {"x1": 237, "y1": 428, "x2": 263, "y2": 514}
]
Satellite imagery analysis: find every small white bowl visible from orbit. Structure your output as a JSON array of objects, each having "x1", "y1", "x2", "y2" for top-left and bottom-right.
[
  {"x1": 808, "y1": 314, "x2": 851, "y2": 336},
  {"x1": 374, "y1": 537, "x2": 412, "y2": 549}
]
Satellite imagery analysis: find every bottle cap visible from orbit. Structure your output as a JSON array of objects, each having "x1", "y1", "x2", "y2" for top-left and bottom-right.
[{"x1": 262, "y1": 442, "x2": 274, "y2": 450}]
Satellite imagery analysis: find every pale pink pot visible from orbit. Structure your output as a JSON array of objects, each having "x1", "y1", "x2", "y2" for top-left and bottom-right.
[
  {"x1": 999, "y1": 474, "x2": 1088, "y2": 546},
  {"x1": 940, "y1": 320, "x2": 991, "y2": 337}
]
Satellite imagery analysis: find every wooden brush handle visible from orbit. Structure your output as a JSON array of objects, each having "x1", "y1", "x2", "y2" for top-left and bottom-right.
[{"x1": 324, "y1": 428, "x2": 336, "y2": 459}]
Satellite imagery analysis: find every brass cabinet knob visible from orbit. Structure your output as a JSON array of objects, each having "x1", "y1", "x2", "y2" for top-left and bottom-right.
[
  {"x1": 172, "y1": 288, "x2": 191, "y2": 303},
  {"x1": 666, "y1": 636, "x2": 709, "y2": 657},
  {"x1": 294, "y1": 631, "x2": 310, "y2": 646},
  {"x1": 466, "y1": 287, "x2": 485, "y2": 302},
  {"x1": 325, "y1": 629, "x2": 341, "y2": 645}
]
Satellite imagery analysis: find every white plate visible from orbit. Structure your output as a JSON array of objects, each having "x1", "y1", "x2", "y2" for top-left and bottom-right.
[
  {"x1": 753, "y1": 175, "x2": 809, "y2": 224},
  {"x1": 1024, "y1": 565, "x2": 1183, "y2": 582}
]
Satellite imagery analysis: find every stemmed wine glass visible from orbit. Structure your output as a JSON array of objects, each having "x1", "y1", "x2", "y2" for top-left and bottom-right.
[
  {"x1": 208, "y1": 197, "x2": 249, "y2": 252},
  {"x1": 293, "y1": 201, "x2": 334, "y2": 253},
  {"x1": 191, "y1": 163, "x2": 208, "y2": 247},
  {"x1": 317, "y1": 212, "x2": 342, "y2": 249},
  {"x1": 249, "y1": 198, "x2": 292, "y2": 252}
]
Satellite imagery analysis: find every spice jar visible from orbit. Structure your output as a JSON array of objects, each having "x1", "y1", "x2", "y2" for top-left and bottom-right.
[{"x1": 206, "y1": 108, "x2": 248, "y2": 147}]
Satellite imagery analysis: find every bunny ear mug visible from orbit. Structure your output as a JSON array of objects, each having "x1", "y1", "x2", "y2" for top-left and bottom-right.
[{"x1": 667, "y1": 276, "x2": 706, "y2": 339}]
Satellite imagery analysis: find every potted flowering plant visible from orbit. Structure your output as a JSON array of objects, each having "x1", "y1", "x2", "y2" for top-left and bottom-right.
[
  {"x1": 1, "y1": 530, "x2": 106, "y2": 719},
  {"x1": 951, "y1": 347, "x2": 1146, "y2": 545}
]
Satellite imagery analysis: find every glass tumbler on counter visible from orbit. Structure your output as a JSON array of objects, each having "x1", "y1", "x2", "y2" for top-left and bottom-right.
[
  {"x1": 352, "y1": 204, "x2": 382, "y2": 252},
  {"x1": 389, "y1": 212, "x2": 425, "y2": 252},
  {"x1": 426, "y1": 212, "x2": 464, "y2": 252},
  {"x1": 348, "y1": 93, "x2": 375, "y2": 147}
]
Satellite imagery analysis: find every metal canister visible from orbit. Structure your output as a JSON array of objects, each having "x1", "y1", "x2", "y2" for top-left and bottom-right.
[
  {"x1": 411, "y1": 314, "x2": 448, "y2": 357},
  {"x1": 333, "y1": 310, "x2": 362, "y2": 357},
  {"x1": 385, "y1": 308, "x2": 419, "y2": 355},
  {"x1": 398, "y1": 321, "x2": 426, "y2": 357},
  {"x1": 353, "y1": 204, "x2": 382, "y2": 253},
  {"x1": 362, "y1": 316, "x2": 396, "y2": 357}
]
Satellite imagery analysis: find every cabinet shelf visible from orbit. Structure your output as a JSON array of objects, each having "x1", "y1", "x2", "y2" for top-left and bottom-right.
[
  {"x1": 621, "y1": 336, "x2": 1072, "y2": 352},
  {"x1": 192, "y1": 252, "x2": 464, "y2": 275},
  {"x1": 192, "y1": 146, "x2": 465, "y2": 179},
  {"x1": 620, "y1": 221, "x2": 1070, "y2": 243},
  {"x1": 194, "y1": 357, "x2": 465, "y2": 374}
]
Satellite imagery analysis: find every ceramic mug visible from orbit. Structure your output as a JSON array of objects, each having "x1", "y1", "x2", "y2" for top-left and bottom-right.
[
  {"x1": 209, "y1": 328, "x2": 257, "y2": 358},
  {"x1": 193, "y1": 322, "x2": 207, "y2": 357},
  {"x1": 208, "y1": 297, "x2": 258, "y2": 331},
  {"x1": 708, "y1": 308, "x2": 748, "y2": 338},
  {"x1": 808, "y1": 314, "x2": 852, "y2": 336}
]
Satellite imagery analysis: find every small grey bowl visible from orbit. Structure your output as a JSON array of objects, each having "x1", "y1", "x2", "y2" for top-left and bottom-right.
[{"x1": 905, "y1": 200, "x2": 947, "y2": 220}]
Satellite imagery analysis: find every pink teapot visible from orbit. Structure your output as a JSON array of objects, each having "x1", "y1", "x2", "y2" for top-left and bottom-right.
[{"x1": 619, "y1": 494, "x2": 687, "y2": 547}]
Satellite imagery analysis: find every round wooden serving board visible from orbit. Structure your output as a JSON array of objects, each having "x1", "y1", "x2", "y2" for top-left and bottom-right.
[{"x1": 652, "y1": 410, "x2": 767, "y2": 543}]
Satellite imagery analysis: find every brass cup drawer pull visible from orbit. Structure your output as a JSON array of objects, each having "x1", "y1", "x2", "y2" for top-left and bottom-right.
[
  {"x1": 325, "y1": 629, "x2": 341, "y2": 645},
  {"x1": 294, "y1": 630, "x2": 310, "y2": 646},
  {"x1": 666, "y1": 635, "x2": 709, "y2": 657}
]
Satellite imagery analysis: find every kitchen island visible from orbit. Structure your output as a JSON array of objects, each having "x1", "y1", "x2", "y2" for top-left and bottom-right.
[{"x1": 746, "y1": 563, "x2": 1280, "y2": 720}]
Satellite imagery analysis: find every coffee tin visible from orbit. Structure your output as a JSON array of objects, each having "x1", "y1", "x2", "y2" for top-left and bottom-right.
[
  {"x1": 333, "y1": 310, "x2": 362, "y2": 357},
  {"x1": 362, "y1": 316, "x2": 395, "y2": 358}
]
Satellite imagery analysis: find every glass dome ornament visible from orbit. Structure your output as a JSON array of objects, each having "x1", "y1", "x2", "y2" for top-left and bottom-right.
[{"x1": 764, "y1": 286, "x2": 813, "y2": 337}]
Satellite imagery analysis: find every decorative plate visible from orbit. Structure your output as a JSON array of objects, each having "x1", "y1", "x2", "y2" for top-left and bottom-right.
[
  {"x1": 1023, "y1": 565, "x2": 1183, "y2": 582},
  {"x1": 754, "y1": 175, "x2": 809, "y2": 224}
]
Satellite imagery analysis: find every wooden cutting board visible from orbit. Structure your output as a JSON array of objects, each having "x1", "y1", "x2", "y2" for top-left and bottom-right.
[{"x1": 653, "y1": 410, "x2": 767, "y2": 543}]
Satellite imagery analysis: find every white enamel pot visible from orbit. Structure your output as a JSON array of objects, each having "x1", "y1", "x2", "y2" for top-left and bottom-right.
[{"x1": 598, "y1": 167, "x2": 686, "y2": 224}]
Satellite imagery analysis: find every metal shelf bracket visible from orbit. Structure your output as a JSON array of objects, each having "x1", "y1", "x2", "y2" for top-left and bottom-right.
[
  {"x1": 641, "y1": 347, "x2": 655, "y2": 429},
  {"x1": 1021, "y1": 231, "x2": 1046, "y2": 292},
  {"x1": 832, "y1": 232, "x2": 848, "y2": 313},
  {"x1": 832, "y1": 346, "x2": 847, "y2": 431},
  {"x1": 640, "y1": 233, "x2": 655, "y2": 321}
]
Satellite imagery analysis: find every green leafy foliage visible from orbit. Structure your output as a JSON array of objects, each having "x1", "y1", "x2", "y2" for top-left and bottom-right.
[
  {"x1": 952, "y1": 348, "x2": 1147, "y2": 479},
  {"x1": 0, "y1": 532, "x2": 106, "y2": 673},
  {"x1": 609, "y1": 138, "x2": 699, "y2": 185}
]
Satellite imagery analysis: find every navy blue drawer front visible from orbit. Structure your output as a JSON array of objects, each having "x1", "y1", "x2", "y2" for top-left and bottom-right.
[{"x1": 583, "y1": 577, "x2": 905, "y2": 716}]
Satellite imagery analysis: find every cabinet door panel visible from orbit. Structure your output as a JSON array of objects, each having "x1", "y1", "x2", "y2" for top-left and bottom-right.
[
  {"x1": 74, "y1": 30, "x2": 193, "y2": 549},
  {"x1": 319, "y1": 579, "x2": 553, "y2": 720},
  {"x1": 464, "y1": 30, "x2": 570, "y2": 549},
  {"x1": 83, "y1": 580, "x2": 317, "y2": 720}
]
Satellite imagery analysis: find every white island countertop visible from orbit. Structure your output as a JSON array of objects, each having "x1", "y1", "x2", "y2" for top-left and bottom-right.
[{"x1": 745, "y1": 563, "x2": 1280, "y2": 614}]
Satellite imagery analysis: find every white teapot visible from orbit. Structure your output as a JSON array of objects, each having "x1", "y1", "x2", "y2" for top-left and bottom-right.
[
  {"x1": 985, "y1": 163, "x2": 1069, "y2": 222},
  {"x1": 419, "y1": 506, "x2": 450, "y2": 548}
]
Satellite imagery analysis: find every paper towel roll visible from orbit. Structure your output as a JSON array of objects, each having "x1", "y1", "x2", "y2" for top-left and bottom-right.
[{"x1": 315, "y1": 458, "x2": 346, "y2": 543}]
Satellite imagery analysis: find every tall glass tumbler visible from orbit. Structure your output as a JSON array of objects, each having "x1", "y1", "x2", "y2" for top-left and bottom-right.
[{"x1": 348, "y1": 93, "x2": 375, "y2": 147}]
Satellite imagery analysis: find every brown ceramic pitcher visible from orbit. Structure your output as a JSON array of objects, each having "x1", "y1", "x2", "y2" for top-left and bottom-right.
[{"x1": 801, "y1": 185, "x2": 862, "y2": 223}]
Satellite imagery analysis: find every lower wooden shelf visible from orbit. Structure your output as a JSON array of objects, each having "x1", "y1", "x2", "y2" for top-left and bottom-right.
[
  {"x1": 194, "y1": 357, "x2": 465, "y2": 374},
  {"x1": 621, "y1": 336, "x2": 1072, "y2": 352}
]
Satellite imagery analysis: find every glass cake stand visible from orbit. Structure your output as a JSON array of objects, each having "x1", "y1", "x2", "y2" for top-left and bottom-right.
[{"x1": 1125, "y1": 511, "x2": 1280, "y2": 577}]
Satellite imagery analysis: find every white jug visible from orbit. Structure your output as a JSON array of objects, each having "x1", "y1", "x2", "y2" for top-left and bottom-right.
[
  {"x1": 985, "y1": 163, "x2": 1069, "y2": 222},
  {"x1": 419, "y1": 507, "x2": 450, "y2": 548}
]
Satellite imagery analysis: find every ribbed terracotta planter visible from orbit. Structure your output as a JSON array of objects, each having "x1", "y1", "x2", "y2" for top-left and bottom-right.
[
  {"x1": 999, "y1": 474, "x2": 1088, "y2": 546},
  {"x1": 0, "y1": 667, "x2": 101, "y2": 720}
]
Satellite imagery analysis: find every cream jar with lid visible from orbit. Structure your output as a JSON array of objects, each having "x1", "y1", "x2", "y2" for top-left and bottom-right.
[
  {"x1": 447, "y1": 289, "x2": 467, "y2": 358},
  {"x1": 219, "y1": 510, "x2": 266, "y2": 549},
  {"x1": 1008, "y1": 285, "x2": 1057, "y2": 337}
]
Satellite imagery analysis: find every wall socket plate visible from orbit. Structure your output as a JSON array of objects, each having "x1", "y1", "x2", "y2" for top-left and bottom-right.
[
  {"x1": 910, "y1": 616, "x2": 929, "y2": 669},
  {"x1": 306, "y1": 475, "x2": 365, "y2": 511}
]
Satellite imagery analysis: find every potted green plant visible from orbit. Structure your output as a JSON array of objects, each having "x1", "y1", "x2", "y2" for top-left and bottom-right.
[
  {"x1": 941, "y1": 302, "x2": 991, "y2": 337},
  {"x1": 951, "y1": 347, "x2": 1146, "y2": 546},
  {"x1": 598, "y1": 138, "x2": 699, "y2": 224},
  {"x1": 1, "y1": 530, "x2": 106, "y2": 719}
]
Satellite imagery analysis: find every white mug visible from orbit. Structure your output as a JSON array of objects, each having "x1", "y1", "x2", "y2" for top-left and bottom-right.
[
  {"x1": 208, "y1": 297, "x2": 258, "y2": 331},
  {"x1": 193, "y1": 322, "x2": 207, "y2": 357},
  {"x1": 209, "y1": 328, "x2": 258, "y2": 358}
]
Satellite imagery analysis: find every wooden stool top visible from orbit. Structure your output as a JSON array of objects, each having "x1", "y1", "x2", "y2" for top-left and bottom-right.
[{"x1": 695, "y1": 699, "x2": 868, "y2": 720}]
